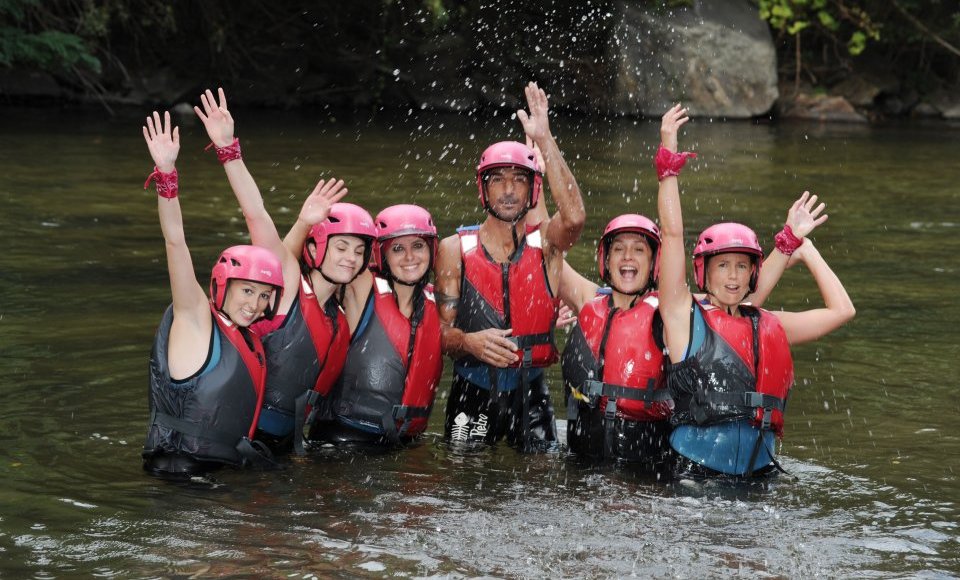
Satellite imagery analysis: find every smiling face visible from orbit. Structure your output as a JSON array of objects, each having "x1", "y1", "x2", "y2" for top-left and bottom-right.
[
  {"x1": 222, "y1": 280, "x2": 276, "y2": 327},
  {"x1": 605, "y1": 232, "x2": 652, "y2": 296},
  {"x1": 318, "y1": 234, "x2": 368, "y2": 283},
  {"x1": 383, "y1": 234, "x2": 431, "y2": 284},
  {"x1": 483, "y1": 166, "x2": 531, "y2": 221},
  {"x1": 705, "y1": 252, "x2": 754, "y2": 308}
]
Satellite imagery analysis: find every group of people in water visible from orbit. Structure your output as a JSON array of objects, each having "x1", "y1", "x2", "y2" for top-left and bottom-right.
[{"x1": 140, "y1": 82, "x2": 855, "y2": 480}]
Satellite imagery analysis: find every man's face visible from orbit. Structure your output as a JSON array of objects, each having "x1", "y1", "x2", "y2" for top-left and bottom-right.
[{"x1": 483, "y1": 166, "x2": 531, "y2": 221}]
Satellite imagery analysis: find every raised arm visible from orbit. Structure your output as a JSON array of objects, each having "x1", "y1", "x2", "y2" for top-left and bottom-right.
[
  {"x1": 517, "y1": 82, "x2": 585, "y2": 255},
  {"x1": 770, "y1": 239, "x2": 855, "y2": 345},
  {"x1": 559, "y1": 260, "x2": 600, "y2": 314},
  {"x1": 748, "y1": 191, "x2": 827, "y2": 307},
  {"x1": 143, "y1": 111, "x2": 208, "y2": 323},
  {"x1": 655, "y1": 104, "x2": 696, "y2": 359},
  {"x1": 194, "y1": 88, "x2": 299, "y2": 311}
]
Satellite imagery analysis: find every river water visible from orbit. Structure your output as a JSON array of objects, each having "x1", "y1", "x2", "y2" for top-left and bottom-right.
[{"x1": 1, "y1": 105, "x2": 958, "y2": 577}]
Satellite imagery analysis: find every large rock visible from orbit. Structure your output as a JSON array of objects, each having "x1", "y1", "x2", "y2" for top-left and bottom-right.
[
  {"x1": 779, "y1": 92, "x2": 867, "y2": 123},
  {"x1": 608, "y1": 0, "x2": 778, "y2": 118}
]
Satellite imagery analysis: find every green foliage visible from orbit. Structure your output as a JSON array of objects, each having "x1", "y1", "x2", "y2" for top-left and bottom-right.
[
  {"x1": 758, "y1": 0, "x2": 879, "y2": 56},
  {"x1": 0, "y1": 0, "x2": 101, "y2": 73}
]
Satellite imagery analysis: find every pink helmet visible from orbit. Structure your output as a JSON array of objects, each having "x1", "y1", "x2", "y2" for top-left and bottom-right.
[
  {"x1": 209, "y1": 245, "x2": 284, "y2": 320},
  {"x1": 302, "y1": 202, "x2": 376, "y2": 272},
  {"x1": 476, "y1": 141, "x2": 543, "y2": 213},
  {"x1": 597, "y1": 214, "x2": 661, "y2": 290},
  {"x1": 373, "y1": 204, "x2": 438, "y2": 276},
  {"x1": 693, "y1": 222, "x2": 764, "y2": 293}
]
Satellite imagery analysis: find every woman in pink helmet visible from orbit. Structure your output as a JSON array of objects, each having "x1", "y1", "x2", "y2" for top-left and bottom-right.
[
  {"x1": 308, "y1": 204, "x2": 443, "y2": 446},
  {"x1": 655, "y1": 104, "x2": 855, "y2": 478},
  {"x1": 195, "y1": 88, "x2": 375, "y2": 454},
  {"x1": 140, "y1": 111, "x2": 285, "y2": 478},
  {"x1": 557, "y1": 213, "x2": 674, "y2": 465}
]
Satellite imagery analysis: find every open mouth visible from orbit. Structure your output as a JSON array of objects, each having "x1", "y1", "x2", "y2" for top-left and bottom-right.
[{"x1": 618, "y1": 266, "x2": 638, "y2": 283}]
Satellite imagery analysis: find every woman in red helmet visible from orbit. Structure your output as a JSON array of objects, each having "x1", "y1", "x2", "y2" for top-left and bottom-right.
[
  {"x1": 655, "y1": 104, "x2": 855, "y2": 478},
  {"x1": 194, "y1": 88, "x2": 375, "y2": 455},
  {"x1": 309, "y1": 204, "x2": 443, "y2": 446},
  {"x1": 140, "y1": 110, "x2": 284, "y2": 478}
]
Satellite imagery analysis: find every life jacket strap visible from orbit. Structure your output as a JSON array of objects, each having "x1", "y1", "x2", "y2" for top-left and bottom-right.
[
  {"x1": 380, "y1": 405, "x2": 432, "y2": 445},
  {"x1": 582, "y1": 379, "x2": 673, "y2": 406},
  {"x1": 705, "y1": 391, "x2": 785, "y2": 415},
  {"x1": 508, "y1": 332, "x2": 553, "y2": 350}
]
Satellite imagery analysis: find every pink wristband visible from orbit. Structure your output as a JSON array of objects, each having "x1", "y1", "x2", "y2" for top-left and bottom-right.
[
  {"x1": 774, "y1": 224, "x2": 803, "y2": 255},
  {"x1": 205, "y1": 138, "x2": 242, "y2": 164},
  {"x1": 654, "y1": 145, "x2": 697, "y2": 181},
  {"x1": 144, "y1": 167, "x2": 179, "y2": 199}
]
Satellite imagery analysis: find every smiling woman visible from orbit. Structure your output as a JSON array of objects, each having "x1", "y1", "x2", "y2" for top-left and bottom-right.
[
  {"x1": 307, "y1": 204, "x2": 443, "y2": 447},
  {"x1": 138, "y1": 110, "x2": 284, "y2": 478}
]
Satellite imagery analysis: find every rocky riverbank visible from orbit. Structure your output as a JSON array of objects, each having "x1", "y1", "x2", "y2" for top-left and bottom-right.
[{"x1": 1, "y1": 0, "x2": 957, "y2": 122}]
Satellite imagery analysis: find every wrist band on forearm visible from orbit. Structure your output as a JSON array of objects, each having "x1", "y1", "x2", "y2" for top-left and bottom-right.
[
  {"x1": 774, "y1": 224, "x2": 803, "y2": 255},
  {"x1": 205, "y1": 137, "x2": 242, "y2": 164},
  {"x1": 144, "y1": 167, "x2": 179, "y2": 199},
  {"x1": 654, "y1": 145, "x2": 697, "y2": 181}
]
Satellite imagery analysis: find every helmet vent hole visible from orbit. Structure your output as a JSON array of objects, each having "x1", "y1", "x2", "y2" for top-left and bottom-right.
[
  {"x1": 328, "y1": 216, "x2": 341, "y2": 224},
  {"x1": 230, "y1": 258, "x2": 241, "y2": 267},
  {"x1": 704, "y1": 237, "x2": 713, "y2": 244}
]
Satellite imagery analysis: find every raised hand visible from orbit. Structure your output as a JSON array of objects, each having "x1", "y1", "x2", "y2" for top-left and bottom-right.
[
  {"x1": 142, "y1": 110, "x2": 180, "y2": 172},
  {"x1": 660, "y1": 103, "x2": 689, "y2": 152},
  {"x1": 298, "y1": 178, "x2": 349, "y2": 226},
  {"x1": 785, "y1": 191, "x2": 828, "y2": 239},
  {"x1": 516, "y1": 82, "x2": 551, "y2": 145},
  {"x1": 194, "y1": 87, "x2": 235, "y2": 148}
]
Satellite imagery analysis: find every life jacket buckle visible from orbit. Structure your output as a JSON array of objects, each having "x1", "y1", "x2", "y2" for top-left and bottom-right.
[
  {"x1": 604, "y1": 398, "x2": 618, "y2": 420},
  {"x1": 521, "y1": 348, "x2": 533, "y2": 368}
]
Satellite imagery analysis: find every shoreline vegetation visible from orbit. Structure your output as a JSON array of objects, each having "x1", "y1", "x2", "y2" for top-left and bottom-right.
[{"x1": 1, "y1": 1, "x2": 958, "y2": 122}]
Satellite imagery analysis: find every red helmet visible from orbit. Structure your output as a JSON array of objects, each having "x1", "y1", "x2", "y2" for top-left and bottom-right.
[
  {"x1": 302, "y1": 202, "x2": 376, "y2": 272},
  {"x1": 209, "y1": 245, "x2": 284, "y2": 320},
  {"x1": 693, "y1": 222, "x2": 764, "y2": 293},
  {"x1": 476, "y1": 141, "x2": 543, "y2": 214},
  {"x1": 373, "y1": 204, "x2": 438, "y2": 278},
  {"x1": 597, "y1": 214, "x2": 661, "y2": 290}
]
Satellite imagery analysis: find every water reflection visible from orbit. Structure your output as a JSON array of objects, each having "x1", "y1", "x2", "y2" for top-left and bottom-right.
[{"x1": 0, "y1": 108, "x2": 958, "y2": 576}]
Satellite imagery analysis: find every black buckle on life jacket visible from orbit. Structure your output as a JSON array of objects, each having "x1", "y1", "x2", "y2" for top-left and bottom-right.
[
  {"x1": 583, "y1": 379, "x2": 604, "y2": 406},
  {"x1": 521, "y1": 347, "x2": 533, "y2": 368},
  {"x1": 604, "y1": 398, "x2": 618, "y2": 420}
]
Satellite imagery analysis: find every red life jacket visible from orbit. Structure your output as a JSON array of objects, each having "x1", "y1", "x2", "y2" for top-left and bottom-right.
[
  {"x1": 254, "y1": 275, "x2": 350, "y2": 442},
  {"x1": 668, "y1": 303, "x2": 794, "y2": 436},
  {"x1": 317, "y1": 277, "x2": 442, "y2": 443},
  {"x1": 143, "y1": 304, "x2": 267, "y2": 469},
  {"x1": 372, "y1": 277, "x2": 443, "y2": 438},
  {"x1": 454, "y1": 225, "x2": 559, "y2": 369},
  {"x1": 296, "y1": 275, "x2": 350, "y2": 399},
  {"x1": 562, "y1": 291, "x2": 671, "y2": 422}
]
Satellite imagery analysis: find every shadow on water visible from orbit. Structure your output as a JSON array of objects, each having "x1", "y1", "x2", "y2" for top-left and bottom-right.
[{"x1": 0, "y1": 107, "x2": 958, "y2": 576}]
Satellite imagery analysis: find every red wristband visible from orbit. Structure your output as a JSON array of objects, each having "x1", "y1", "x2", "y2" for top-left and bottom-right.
[
  {"x1": 654, "y1": 145, "x2": 697, "y2": 181},
  {"x1": 205, "y1": 137, "x2": 242, "y2": 164},
  {"x1": 774, "y1": 224, "x2": 803, "y2": 255},
  {"x1": 144, "y1": 167, "x2": 179, "y2": 199}
]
